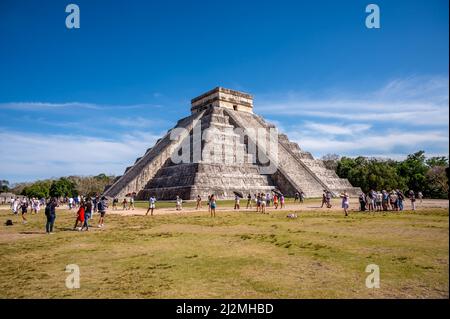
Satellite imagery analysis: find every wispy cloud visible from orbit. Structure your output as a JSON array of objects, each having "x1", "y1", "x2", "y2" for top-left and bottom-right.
[
  {"x1": 256, "y1": 75, "x2": 449, "y2": 126},
  {"x1": 0, "y1": 130, "x2": 161, "y2": 182},
  {"x1": 0, "y1": 102, "x2": 162, "y2": 111}
]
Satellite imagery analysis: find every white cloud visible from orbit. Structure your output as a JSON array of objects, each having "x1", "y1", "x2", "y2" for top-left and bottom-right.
[
  {"x1": 255, "y1": 75, "x2": 449, "y2": 126},
  {"x1": 0, "y1": 130, "x2": 161, "y2": 182}
]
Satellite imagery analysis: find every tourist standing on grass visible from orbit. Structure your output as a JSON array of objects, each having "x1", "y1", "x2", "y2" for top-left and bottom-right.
[
  {"x1": 299, "y1": 191, "x2": 305, "y2": 203},
  {"x1": 112, "y1": 197, "x2": 118, "y2": 210},
  {"x1": 376, "y1": 191, "x2": 382, "y2": 211},
  {"x1": 367, "y1": 190, "x2": 374, "y2": 211},
  {"x1": 234, "y1": 195, "x2": 240, "y2": 210},
  {"x1": 261, "y1": 195, "x2": 267, "y2": 213},
  {"x1": 280, "y1": 194, "x2": 285, "y2": 209},
  {"x1": 359, "y1": 192, "x2": 366, "y2": 211},
  {"x1": 210, "y1": 194, "x2": 216, "y2": 217},
  {"x1": 381, "y1": 190, "x2": 389, "y2": 211},
  {"x1": 256, "y1": 193, "x2": 261, "y2": 212},
  {"x1": 196, "y1": 195, "x2": 202, "y2": 209},
  {"x1": 82, "y1": 199, "x2": 92, "y2": 231},
  {"x1": 389, "y1": 190, "x2": 397, "y2": 211},
  {"x1": 73, "y1": 202, "x2": 85, "y2": 231},
  {"x1": 325, "y1": 191, "x2": 332, "y2": 208},
  {"x1": 397, "y1": 190, "x2": 405, "y2": 211},
  {"x1": 294, "y1": 192, "x2": 299, "y2": 203},
  {"x1": 176, "y1": 195, "x2": 182, "y2": 211},
  {"x1": 207, "y1": 195, "x2": 211, "y2": 213},
  {"x1": 129, "y1": 196, "x2": 135, "y2": 210},
  {"x1": 246, "y1": 194, "x2": 252, "y2": 209},
  {"x1": 20, "y1": 200, "x2": 28, "y2": 224},
  {"x1": 408, "y1": 190, "x2": 416, "y2": 211},
  {"x1": 122, "y1": 198, "x2": 128, "y2": 210},
  {"x1": 45, "y1": 198, "x2": 58, "y2": 234},
  {"x1": 146, "y1": 195, "x2": 156, "y2": 216},
  {"x1": 266, "y1": 193, "x2": 271, "y2": 207},
  {"x1": 340, "y1": 192, "x2": 350, "y2": 217},
  {"x1": 417, "y1": 191, "x2": 423, "y2": 204},
  {"x1": 97, "y1": 196, "x2": 108, "y2": 228}
]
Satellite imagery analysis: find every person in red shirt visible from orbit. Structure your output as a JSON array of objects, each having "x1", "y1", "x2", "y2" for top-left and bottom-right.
[{"x1": 73, "y1": 201, "x2": 85, "y2": 231}]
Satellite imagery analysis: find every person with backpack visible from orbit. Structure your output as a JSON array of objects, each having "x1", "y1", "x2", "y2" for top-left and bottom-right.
[
  {"x1": 97, "y1": 196, "x2": 108, "y2": 228},
  {"x1": 397, "y1": 190, "x2": 405, "y2": 211},
  {"x1": 20, "y1": 200, "x2": 29, "y2": 224},
  {"x1": 45, "y1": 198, "x2": 58, "y2": 234}
]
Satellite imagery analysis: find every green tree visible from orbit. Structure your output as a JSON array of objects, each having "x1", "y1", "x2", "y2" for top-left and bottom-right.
[
  {"x1": 397, "y1": 151, "x2": 428, "y2": 192},
  {"x1": 21, "y1": 181, "x2": 51, "y2": 198},
  {"x1": 49, "y1": 177, "x2": 77, "y2": 198},
  {"x1": 0, "y1": 180, "x2": 9, "y2": 192}
]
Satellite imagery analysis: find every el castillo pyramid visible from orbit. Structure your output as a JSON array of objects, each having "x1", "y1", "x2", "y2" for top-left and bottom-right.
[{"x1": 104, "y1": 87, "x2": 361, "y2": 199}]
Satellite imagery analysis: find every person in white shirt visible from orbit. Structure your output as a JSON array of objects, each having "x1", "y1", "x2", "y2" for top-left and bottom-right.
[{"x1": 146, "y1": 196, "x2": 156, "y2": 216}]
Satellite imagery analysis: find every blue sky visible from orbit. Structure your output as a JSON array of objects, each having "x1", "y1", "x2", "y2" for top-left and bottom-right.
[{"x1": 0, "y1": 0, "x2": 448, "y2": 183}]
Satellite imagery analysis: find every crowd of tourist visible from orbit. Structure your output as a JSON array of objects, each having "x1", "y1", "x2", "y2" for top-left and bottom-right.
[
  {"x1": 358, "y1": 189, "x2": 422, "y2": 212},
  {"x1": 4, "y1": 187, "x2": 425, "y2": 233}
]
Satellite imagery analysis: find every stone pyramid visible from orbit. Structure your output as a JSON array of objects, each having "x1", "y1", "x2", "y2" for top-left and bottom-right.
[{"x1": 104, "y1": 87, "x2": 361, "y2": 199}]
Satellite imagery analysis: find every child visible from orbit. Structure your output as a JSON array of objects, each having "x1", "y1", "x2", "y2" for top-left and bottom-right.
[
  {"x1": 122, "y1": 198, "x2": 128, "y2": 210},
  {"x1": 74, "y1": 203, "x2": 85, "y2": 231}
]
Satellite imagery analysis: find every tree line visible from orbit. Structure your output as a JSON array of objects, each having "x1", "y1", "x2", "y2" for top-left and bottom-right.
[
  {"x1": 2, "y1": 174, "x2": 116, "y2": 199},
  {"x1": 323, "y1": 151, "x2": 449, "y2": 198}
]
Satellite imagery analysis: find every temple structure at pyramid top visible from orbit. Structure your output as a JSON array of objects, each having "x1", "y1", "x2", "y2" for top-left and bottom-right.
[
  {"x1": 104, "y1": 87, "x2": 361, "y2": 200},
  {"x1": 191, "y1": 87, "x2": 254, "y2": 114}
]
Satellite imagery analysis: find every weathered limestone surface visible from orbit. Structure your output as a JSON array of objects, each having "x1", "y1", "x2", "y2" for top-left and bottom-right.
[{"x1": 104, "y1": 87, "x2": 361, "y2": 199}]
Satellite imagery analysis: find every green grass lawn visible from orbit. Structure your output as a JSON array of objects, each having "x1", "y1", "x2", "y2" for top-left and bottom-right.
[{"x1": 0, "y1": 206, "x2": 448, "y2": 298}]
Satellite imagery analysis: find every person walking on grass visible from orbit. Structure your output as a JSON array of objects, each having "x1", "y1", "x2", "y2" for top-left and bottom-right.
[
  {"x1": 294, "y1": 192, "x2": 299, "y2": 203},
  {"x1": 196, "y1": 195, "x2": 202, "y2": 209},
  {"x1": 146, "y1": 195, "x2": 156, "y2": 216},
  {"x1": 299, "y1": 191, "x2": 305, "y2": 203},
  {"x1": 45, "y1": 198, "x2": 58, "y2": 234},
  {"x1": 73, "y1": 202, "x2": 85, "y2": 231},
  {"x1": 210, "y1": 194, "x2": 216, "y2": 217},
  {"x1": 408, "y1": 190, "x2": 416, "y2": 211},
  {"x1": 417, "y1": 191, "x2": 423, "y2": 204},
  {"x1": 321, "y1": 190, "x2": 327, "y2": 208},
  {"x1": 246, "y1": 194, "x2": 252, "y2": 209},
  {"x1": 112, "y1": 197, "x2": 118, "y2": 210},
  {"x1": 82, "y1": 199, "x2": 92, "y2": 231},
  {"x1": 122, "y1": 198, "x2": 128, "y2": 210},
  {"x1": 128, "y1": 195, "x2": 135, "y2": 210},
  {"x1": 273, "y1": 194, "x2": 279, "y2": 209},
  {"x1": 340, "y1": 191, "x2": 350, "y2": 217},
  {"x1": 234, "y1": 195, "x2": 240, "y2": 210},
  {"x1": 97, "y1": 196, "x2": 108, "y2": 228},
  {"x1": 20, "y1": 200, "x2": 28, "y2": 224}
]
